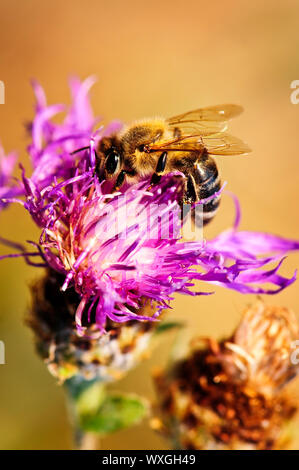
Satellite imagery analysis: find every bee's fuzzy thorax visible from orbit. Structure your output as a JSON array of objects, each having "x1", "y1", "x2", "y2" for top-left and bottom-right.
[{"x1": 119, "y1": 117, "x2": 166, "y2": 135}]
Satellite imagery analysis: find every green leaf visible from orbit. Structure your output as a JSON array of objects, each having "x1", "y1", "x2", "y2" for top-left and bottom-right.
[
  {"x1": 76, "y1": 381, "x2": 106, "y2": 416},
  {"x1": 64, "y1": 376, "x2": 101, "y2": 400},
  {"x1": 80, "y1": 393, "x2": 149, "y2": 434},
  {"x1": 154, "y1": 320, "x2": 184, "y2": 335}
]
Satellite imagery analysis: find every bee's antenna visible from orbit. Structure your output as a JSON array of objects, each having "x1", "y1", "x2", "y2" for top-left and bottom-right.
[{"x1": 70, "y1": 146, "x2": 90, "y2": 155}]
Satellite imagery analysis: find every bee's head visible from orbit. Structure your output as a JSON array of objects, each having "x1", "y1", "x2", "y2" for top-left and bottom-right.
[
  {"x1": 104, "y1": 147, "x2": 121, "y2": 175},
  {"x1": 98, "y1": 136, "x2": 123, "y2": 177}
]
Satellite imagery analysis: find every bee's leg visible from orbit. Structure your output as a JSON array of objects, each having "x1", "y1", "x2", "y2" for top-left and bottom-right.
[
  {"x1": 113, "y1": 170, "x2": 127, "y2": 191},
  {"x1": 102, "y1": 170, "x2": 126, "y2": 205},
  {"x1": 113, "y1": 169, "x2": 136, "y2": 191},
  {"x1": 181, "y1": 174, "x2": 199, "y2": 224},
  {"x1": 150, "y1": 151, "x2": 168, "y2": 185}
]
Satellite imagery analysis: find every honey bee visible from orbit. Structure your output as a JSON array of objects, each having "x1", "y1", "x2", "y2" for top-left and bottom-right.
[{"x1": 86, "y1": 105, "x2": 250, "y2": 225}]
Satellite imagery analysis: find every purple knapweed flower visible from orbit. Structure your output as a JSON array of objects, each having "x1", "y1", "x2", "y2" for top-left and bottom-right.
[
  {"x1": 27, "y1": 76, "x2": 121, "y2": 190},
  {"x1": 0, "y1": 145, "x2": 21, "y2": 211},
  {"x1": 12, "y1": 164, "x2": 299, "y2": 335},
  {"x1": 1, "y1": 77, "x2": 299, "y2": 336}
]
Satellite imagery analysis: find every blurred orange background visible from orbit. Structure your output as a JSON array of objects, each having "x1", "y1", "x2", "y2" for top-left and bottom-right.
[{"x1": 0, "y1": 0, "x2": 299, "y2": 449}]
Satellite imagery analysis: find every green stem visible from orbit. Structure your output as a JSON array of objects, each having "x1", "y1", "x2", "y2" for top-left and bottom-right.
[
  {"x1": 77, "y1": 432, "x2": 100, "y2": 450},
  {"x1": 64, "y1": 376, "x2": 106, "y2": 450}
]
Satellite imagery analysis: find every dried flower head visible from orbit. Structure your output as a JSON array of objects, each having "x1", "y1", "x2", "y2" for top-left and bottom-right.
[
  {"x1": 154, "y1": 301, "x2": 299, "y2": 450},
  {"x1": 223, "y1": 301, "x2": 299, "y2": 395},
  {"x1": 28, "y1": 269, "x2": 156, "y2": 383}
]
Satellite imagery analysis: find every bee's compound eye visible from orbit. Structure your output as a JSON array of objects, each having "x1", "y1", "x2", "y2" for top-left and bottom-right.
[{"x1": 105, "y1": 150, "x2": 121, "y2": 174}]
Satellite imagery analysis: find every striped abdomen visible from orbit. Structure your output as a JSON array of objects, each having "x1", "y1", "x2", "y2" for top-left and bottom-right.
[{"x1": 185, "y1": 153, "x2": 221, "y2": 226}]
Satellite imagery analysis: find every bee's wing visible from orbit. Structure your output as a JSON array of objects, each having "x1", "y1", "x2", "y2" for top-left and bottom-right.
[
  {"x1": 149, "y1": 133, "x2": 250, "y2": 156},
  {"x1": 148, "y1": 135, "x2": 204, "y2": 152},
  {"x1": 202, "y1": 133, "x2": 251, "y2": 156},
  {"x1": 167, "y1": 104, "x2": 244, "y2": 135}
]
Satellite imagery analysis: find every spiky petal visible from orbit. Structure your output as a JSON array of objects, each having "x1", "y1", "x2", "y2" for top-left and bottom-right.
[{"x1": 0, "y1": 146, "x2": 21, "y2": 211}]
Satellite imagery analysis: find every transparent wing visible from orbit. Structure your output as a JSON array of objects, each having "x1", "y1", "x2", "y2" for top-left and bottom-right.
[
  {"x1": 148, "y1": 132, "x2": 250, "y2": 156},
  {"x1": 202, "y1": 133, "x2": 251, "y2": 156},
  {"x1": 167, "y1": 104, "x2": 244, "y2": 135},
  {"x1": 148, "y1": 135, "x2": 205, "y2": 152}
]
